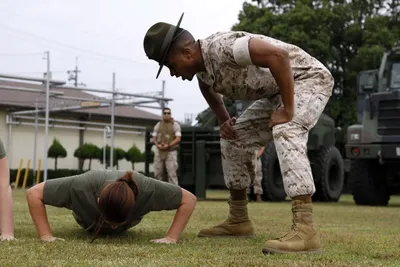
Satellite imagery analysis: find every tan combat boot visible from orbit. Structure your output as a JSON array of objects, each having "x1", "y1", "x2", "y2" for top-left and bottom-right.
[
  {"x1": 198, "y1": 193, "x2": 255, "y2": 238},
  {"x1": 262, "y1": 197, "x2": 322, "y2": 254}
]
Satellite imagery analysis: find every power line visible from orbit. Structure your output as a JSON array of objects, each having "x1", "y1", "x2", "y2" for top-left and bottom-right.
[
  {"x1": 0, "y1": 52, "x2": 44, "y2": 57},
  {"x1": 0, "y1": 23, "x2": 152, "y2": 66}
]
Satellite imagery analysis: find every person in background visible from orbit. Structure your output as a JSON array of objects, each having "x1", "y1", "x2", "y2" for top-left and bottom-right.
[
  {"x1": 0, "y1": 138, "x2": 15, "y2": 241},
  {"x1": 152, "y1": 107, "x2": 182, "y2": 185},
  {"x1": 26, "y1": 169, "x2": 196, "y2": 244}
]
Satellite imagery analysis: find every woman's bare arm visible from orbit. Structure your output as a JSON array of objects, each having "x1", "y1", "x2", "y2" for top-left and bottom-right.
[
  {"x1": 0, "y1": 157, "x2": 14, "y2": 240},
  {"x1": 151, "y1": 188, "x2": 197, "y2": 243},
  {"x1": 165, "y1": 188, "x2": 197, "y2": 241},
  {"x1": 26, "y1": 182, "x2": 64, "y2": 241}
]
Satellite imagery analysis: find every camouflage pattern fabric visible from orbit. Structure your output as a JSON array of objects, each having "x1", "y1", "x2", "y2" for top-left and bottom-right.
[
  {"x1": 197, "y1": 31, "x2": 334, "y2": 198},
  {"x1": 197, "y1": 31, "x2": 333, "y2": 99},
  {"x1": 153, "y1": 150, "x2": 179, "y2": 185},
  {"x1": 247, "y1": 156, "x2": 263, "y2": 195},
  {"x1": 254, "y1": 157, "x2": 263, "y2": 195}
]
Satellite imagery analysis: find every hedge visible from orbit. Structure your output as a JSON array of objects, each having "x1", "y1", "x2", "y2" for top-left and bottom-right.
[{"x1": 10, "y1": 169, "x2": 150, "y2": 188}]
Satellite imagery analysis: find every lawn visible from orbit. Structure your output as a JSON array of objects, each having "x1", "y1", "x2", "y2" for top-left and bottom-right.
[{"x1": 1, "y1": 190, "x2": 400, "y2": 267}]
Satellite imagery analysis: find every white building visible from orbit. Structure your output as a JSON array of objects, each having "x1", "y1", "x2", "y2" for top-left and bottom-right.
[{"x1": 0, "y1": 79, "x2": 162, "y2": 173}]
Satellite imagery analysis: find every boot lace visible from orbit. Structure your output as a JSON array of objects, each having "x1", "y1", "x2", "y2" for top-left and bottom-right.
[{"x1": 277, "y1": 207, "x2": 299, "y2": 241}]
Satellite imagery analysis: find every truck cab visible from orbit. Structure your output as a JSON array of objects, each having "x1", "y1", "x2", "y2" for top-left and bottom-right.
[{"x1": 345, "y1": 42, "x2": 400, "y2": 206}]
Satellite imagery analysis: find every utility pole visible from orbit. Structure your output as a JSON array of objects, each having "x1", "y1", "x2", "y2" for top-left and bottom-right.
[
  {"x1": 33, "y1": 100, "x2": 38, "y2": 176},
  {"x1": 161, "y1": 80, "x2": 166, "y2": 114},
  {"x1": 67, "y1": 57, "x2": 86, "y2": 87},
  {"x1": 110, "y1": 73, "x2": 116, "y2": 169},
  {"x1": 43, "y1": 51, "x2": 50, "y2": 182}
]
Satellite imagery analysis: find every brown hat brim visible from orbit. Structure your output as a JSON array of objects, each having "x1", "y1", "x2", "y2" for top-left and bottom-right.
[{"x1": 156, "y1": 12, "x2": 184, "y2": 79}]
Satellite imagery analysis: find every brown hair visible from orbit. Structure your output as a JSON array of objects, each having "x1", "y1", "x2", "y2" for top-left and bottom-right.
[
  {"x1": 90, "y1": 171, "x2": 138, "y2": 243},
  {"x1": 98, "y1": 171, "x2": 138, "y2": 223}
]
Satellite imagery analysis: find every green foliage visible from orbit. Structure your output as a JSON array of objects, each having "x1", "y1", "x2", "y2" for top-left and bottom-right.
[
  {"x1": 230, "y1": 0, "x2": 400, "y2": 134},
  {"x1": 100, "y1": 145, "x2": 126, "y2": 169},
  {"x1": 73, "y1": 143, "x2": 101, "y2": 170},
  {"x1": 125, "y1": 144, "x2": 145, "y2": 170},
  {"x1": 47, "y1": 138, "x2": 67, "y2": 170}
]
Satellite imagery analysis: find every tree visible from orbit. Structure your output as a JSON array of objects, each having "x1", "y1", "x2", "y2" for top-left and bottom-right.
[
  {"x1": 125, "y1": 145, "x2": 145, "y2": 170},
  {"x1": 48, "y1": 138, "x2": 67, "y2": 170},
  {"x1": 100, "y1": 146, "x2": 126, "y2": 169},
  {"x1": 229, "y1": 0, "x2": 400, "y2": 137},
  {"x1": 73, "y1": 143, "x2": 101, "y2": 170}
]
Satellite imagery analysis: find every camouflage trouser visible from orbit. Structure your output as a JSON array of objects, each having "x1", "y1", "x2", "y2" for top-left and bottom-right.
[
  {"x1": 154, "y1": 149, "x2": 179, "y2": 185},
  {"x1": 221, "y1": 91, "x2": 330, "y2": 198},
  {"x1": 247, "y1": 157, "x2": 263, "y2": 195}
]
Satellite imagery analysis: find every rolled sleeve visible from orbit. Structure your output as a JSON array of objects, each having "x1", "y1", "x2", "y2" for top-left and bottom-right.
[
  {"x1": 43, "y1": 176, "x2": 75, "y2": 209},
  {"x1": 152, "y1": 122, "x2": 160, "y2": 137},
  {"x1": 149, "y1": 179, "x2": 183, "y2": 211},
  {"x1": 174, "y1": 122, "x2": 182, "y2": 137},
  {"x1": 232, "y1": 35, "x2": 253, "y2": 66}
]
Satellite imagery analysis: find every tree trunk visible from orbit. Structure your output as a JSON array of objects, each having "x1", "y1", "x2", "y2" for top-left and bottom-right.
[
  {"x1": 55, "y1": 158, "x2": 58, "y2": 170},
  {"x1": 89, "y1": 159, "x2": 92, "y2": 170},
  {"x1": 131, "y1": 162, "x2": 135, "y2": 170}
]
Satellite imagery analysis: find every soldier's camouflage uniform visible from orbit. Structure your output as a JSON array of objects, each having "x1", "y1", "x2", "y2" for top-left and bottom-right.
[
  {"x1": 152, "y1": 119, "x2": 181, "y2": 185},
  {"x1": 246, "y1": 150, "x2": 263, "y2": 197},
  {"x1": 196, "y1": 31, "x2": 333, "y2": 254}
]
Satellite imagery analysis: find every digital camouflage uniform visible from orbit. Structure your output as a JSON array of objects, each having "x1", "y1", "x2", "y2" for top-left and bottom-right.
[
  {"x1": 196, "y1": 31, "x2": 333, "y2": 254},
  {"x1": 246, "y1": 150, "x2": 263, "y2": 199},
  {"x1": 152, "y1": 119, "x2": 181, "y2": 185}
]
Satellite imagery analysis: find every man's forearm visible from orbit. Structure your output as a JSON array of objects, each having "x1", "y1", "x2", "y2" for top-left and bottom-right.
[
  {"x1": 268, "y1": 54, "x2": 294, "y2": 117},
  {"x1": 212, "y1": 102, "x2": 231, "y2": 124},
  {"x1": 201, "y1": 89, "x2": 230, "y2": 123},
  {"x1": 168, "y1": 137, "x2": 181, "y2": 147}
]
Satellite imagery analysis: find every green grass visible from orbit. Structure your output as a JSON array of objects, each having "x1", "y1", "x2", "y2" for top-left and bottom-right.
[{"x1": 1, "y1": 190, "x2": 400, "y2": 267}]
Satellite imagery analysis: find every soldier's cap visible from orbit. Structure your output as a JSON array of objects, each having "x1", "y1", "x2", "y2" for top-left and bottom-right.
[{"x1": 143, "y1": 12, "x2": 185, "y2": 79}]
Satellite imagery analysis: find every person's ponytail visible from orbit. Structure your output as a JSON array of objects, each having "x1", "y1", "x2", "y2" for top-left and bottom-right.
[{"x1": 117, "y1": 171, "x2": 139, "y2": 200}]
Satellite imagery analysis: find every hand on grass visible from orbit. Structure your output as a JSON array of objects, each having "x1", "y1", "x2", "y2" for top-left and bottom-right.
[
  {"x1": 40, "y1": 235, "x2": 65, "y2": 242},
  {"x1": 150, "y1": 237, "x2": 177, "y2": 244},
  {"x1": 0, "y1": 234, "x2": 15, "y2": 241}
]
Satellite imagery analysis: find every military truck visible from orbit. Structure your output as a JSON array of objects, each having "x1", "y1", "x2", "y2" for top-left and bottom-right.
[
  {"x1": 345, "y1": 43, "x2": 400, "y2": 206},
  {"x1": 144, "y1": 101, "x2": 345, "y2": 202}
]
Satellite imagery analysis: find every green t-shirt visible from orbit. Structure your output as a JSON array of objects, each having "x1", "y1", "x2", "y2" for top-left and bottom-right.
[
  {"x1": 43, "y1": 170, "x2": 183, "y2": 233},
  {"x1": 0, "y1": 138, "x2": 6, "y2": 159}
]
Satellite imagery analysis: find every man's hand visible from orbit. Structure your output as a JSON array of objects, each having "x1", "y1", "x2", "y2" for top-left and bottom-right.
[
  {"x1": 150, "y1": 237, "x2": 177, "y2": 244},
  {"x1": 157, "y1": 144, "x2": 168, "y2": 151},
  {"x1": 268, "y1": 108, "x2": 293, "y2": 128},
  {"x1": 40, "y1": 235, "x2": 65, "y2": 242},
  {"x1": 220, "y1": 117, "x2": 237, "y2": 140}
]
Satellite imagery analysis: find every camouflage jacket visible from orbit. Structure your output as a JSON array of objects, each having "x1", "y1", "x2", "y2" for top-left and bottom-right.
[{"x1": 196, "y1": 31, "x2": 334, "y2": 100}]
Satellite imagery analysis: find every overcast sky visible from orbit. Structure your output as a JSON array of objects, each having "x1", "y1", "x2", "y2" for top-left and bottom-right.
[{"x1": 0, "y1": 0, "x2": 248, "y2": 123}]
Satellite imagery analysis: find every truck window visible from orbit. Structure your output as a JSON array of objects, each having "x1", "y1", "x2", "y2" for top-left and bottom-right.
[{"x1": 390, "y1": 63, "x2": 400, "y2": 89}]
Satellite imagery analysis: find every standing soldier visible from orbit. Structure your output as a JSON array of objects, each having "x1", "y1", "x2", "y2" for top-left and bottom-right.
[
  {"x1": 152, "y1": 107, "x2": 182, "y2": 185},
  {"x1": 143, "y1": 13, "x2": 333, "y2": 254}
]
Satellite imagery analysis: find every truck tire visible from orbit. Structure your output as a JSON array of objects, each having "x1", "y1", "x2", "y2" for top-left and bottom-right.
[
  {"x1": 311, "y1": 146, "x2": 345, "y2": 202},
  {"x1": 350, "y1": 159, "x2": 390, "y2": 206},
  {"x1": 261, "y1": 142, "x2": 287, "y2": 201}
]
